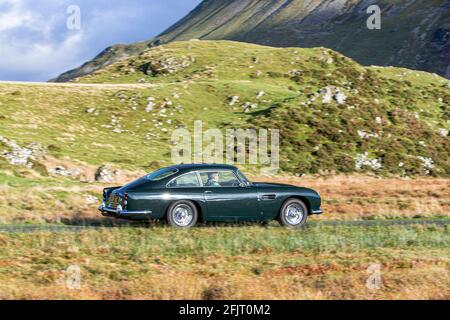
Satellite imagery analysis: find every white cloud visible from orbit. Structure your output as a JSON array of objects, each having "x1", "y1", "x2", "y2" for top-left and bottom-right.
[
  {"x1": 0, "y1": 0, "x2": 84, "y2": 80},
  {"x1": 0, "y1": 0, "x2": 203, "y2": 81}
]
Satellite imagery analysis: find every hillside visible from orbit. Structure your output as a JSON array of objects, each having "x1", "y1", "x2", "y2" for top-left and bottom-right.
[
  {"x1": 1, "y1": 40, "x2": 450, "y2": 224},
  {"x1": 2, "y1": 41, "x2": 449, "y2": 178},
  {"x1": 54, "y1": 0, "x2": 450, "y2": 82}
]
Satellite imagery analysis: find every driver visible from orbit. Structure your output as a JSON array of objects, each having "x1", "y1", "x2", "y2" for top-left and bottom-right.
[{"x1": 205, "y1": 172, "x2": 221, "y2": 187}]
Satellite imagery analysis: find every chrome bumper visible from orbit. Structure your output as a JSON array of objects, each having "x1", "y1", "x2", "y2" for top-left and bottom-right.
[{"x1": 98, "y1": 203, "x2": 152, "y2": 216}]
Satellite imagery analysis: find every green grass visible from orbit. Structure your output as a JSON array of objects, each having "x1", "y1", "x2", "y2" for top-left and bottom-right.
[
  {"x1": 1, "y1": 41, "x2": 448, "y2": 177},
  {"x1": 2, "y1": 224, "x2": 448, "y2": 256}
]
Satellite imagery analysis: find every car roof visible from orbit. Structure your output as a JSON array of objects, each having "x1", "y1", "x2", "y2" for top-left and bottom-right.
[{"x1": 165, "y1": 163, "x2": 238, "y2": 172}]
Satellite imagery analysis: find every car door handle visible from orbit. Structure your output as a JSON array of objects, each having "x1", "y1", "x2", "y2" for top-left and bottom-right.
[
  {"x1": 205, "y1": 191, "x2": 212, "y2": 194},
  {"x1": 260, "y1": 194, "x2": 276, "y2": 201}
]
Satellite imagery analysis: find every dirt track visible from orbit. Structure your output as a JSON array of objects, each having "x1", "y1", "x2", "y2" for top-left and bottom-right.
[
  {"x1": 0, "y1": 80, "x2": 158, "y2": 89},
  {"x1": 0, "y1": 219, "x2": 448, "y2": 234}
]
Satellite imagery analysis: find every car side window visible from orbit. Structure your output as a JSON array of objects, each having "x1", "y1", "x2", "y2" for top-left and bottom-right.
[
  {"x1": 200, "y1": 171, "x2": 241, "y2": 187},
  {"x1": 167, "y1": 172, "x2": 200, "y2": 188}
]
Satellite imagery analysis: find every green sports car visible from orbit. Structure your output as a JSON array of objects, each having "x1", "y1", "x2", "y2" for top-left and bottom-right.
[{"x1": 99, "y1": 164, "x2": 323, "y2": 229}]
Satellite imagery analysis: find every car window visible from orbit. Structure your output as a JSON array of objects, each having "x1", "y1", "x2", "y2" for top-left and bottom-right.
[
  {"x1": 200, "y1": 171, "x2": 240, "y2": 187},
  {"x1": 236, "y1": 170, "x2": 251, "y2": 185},
  {"x1": 146, "y1": 168, "x2": 178, "y2": 181},
  {"x1": 167, "y1": 172, "x2": 200, "y2": 188}
]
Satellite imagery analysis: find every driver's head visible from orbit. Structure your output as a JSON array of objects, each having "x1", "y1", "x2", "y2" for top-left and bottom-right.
[{"x1": 209, "y1": 172, "x2": 219, "y2": 182}]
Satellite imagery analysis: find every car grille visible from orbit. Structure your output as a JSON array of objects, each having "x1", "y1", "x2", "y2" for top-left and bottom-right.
[{"x1": 107, "y1": 194, "x2": 121, "y2": 209}]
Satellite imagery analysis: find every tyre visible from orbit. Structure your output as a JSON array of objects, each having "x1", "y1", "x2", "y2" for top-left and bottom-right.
[
  {"x1": 166, "y1": 200, "x2": 198, "y2": 228},
  {"x1": 278, "y1": 199, "x2": 308, "y2": 229}
]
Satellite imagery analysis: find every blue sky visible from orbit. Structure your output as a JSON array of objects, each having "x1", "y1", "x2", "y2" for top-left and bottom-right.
[{"x1": 0, "y1": 0, "x2": 202, "y2": 81}]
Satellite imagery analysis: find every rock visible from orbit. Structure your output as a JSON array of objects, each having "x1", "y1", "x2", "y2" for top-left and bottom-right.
[
  {"x1": 95, "y1": 165, "x2": 119, "y2": 183},
  {"x1": 256, "y1": 91, "x2": 265, "y2": 99},
  {"x1": 417, "y1": 156, "x2": 434, "y2": 175},
  {"x1": 355, "y1": 153, "x2": 382, "y2": 171},
  {"x1": 319, "y1": 86, "x2": 347, "y2": 105},
  {"x1": 289, "y1": 69, "x2": 302, "y2": 76},
  {"x1": 438, "y1": 128, "x2": 449, "y2": 137},
  {"x1": 162, "y1": 98, "x2": 173, "y2": 108},
  {"x1": 117, "y1": 93, "x2": 127, "y2": 102},
  {"x1": 357, "y1": 130, "x2": 379, "y2": 139},
  {"x1": 27, "y1": 143, "x2": 47, "y2": 159},
  {"x1": 142, "y1": 56, "x2": 192, "y2": 76},
  {"x1": 242, "y1": 102, "x2": 258, "y2": 113},
  {"x1": 49, "y1": 166, "x2": 81, "y2": 178},
  {"x1": 0, "y1": 137, "x2": 46, "y2": 168},
  {"x1": 334, "y1": 91, "x2": 347, "y2": 105},
  {"x1": 86, "y1": 108, "x2": 96, "y2": 114},
  {"x1": 146, "y1": 101, "x2": 155, "y2": 112},
  {"x1": 320, "y1": 87, "x2": 334, "y2": 104},
  {"x1": 228, "y1": 96, "x2": 240, "y2": 106},
  {"x1": 85, "y1": 195, "x2": 99, "y2": 205}
]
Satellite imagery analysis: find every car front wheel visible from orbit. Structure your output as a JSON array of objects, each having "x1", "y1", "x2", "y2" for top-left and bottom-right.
[
  {"x1": 279, "y1": 199, "x2": 308, "y2": 229},
  {"x1": 167, "y1": 200, "x2": 198, "y2": 228}
]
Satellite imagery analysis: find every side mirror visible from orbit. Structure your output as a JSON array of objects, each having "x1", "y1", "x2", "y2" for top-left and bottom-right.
[{"x1": 239, "y1": 182, "x2": 250, "y2": 188}]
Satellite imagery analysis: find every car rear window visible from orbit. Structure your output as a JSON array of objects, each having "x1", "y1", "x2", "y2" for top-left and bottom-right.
[
  {"x1": 167, "y1": 172, "x2": 200, "y2": 188},
  {"x1": 146, "y1": 168, "x2": 179, "y2": 181}
]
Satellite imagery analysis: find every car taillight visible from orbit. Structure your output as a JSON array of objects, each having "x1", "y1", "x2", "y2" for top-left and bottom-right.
[{"x1": 123, "y1": 193, "x2": 128, "y2": 207}]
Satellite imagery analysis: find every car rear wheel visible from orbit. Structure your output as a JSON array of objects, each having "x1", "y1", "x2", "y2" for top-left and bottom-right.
[
  {"x1": 279, "y1": 199, "x2": 308, "y2": 229},
  {"x1": 167, "y1": 200, "x2": 198, "y2": 228}
]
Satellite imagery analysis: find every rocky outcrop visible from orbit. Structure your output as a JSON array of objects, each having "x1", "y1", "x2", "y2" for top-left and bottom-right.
[
  {"x1": 0, "y1": 136, "x2": 46, "y2": 168},
  {"x1": 141, "y1": 56, "x2": 192, "y2": 76},
  {"x1": 95, "y1": 165, "x2": 120, "y2": 183}
]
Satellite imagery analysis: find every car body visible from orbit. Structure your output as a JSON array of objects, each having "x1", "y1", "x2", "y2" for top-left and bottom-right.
[{"x1": 99, "y1": 164, "x2": 323, "y2": 228}]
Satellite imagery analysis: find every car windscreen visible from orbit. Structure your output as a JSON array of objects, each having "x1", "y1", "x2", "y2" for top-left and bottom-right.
[{"x1": 145, "y1": 168, "x2": 179, "y2": 181}]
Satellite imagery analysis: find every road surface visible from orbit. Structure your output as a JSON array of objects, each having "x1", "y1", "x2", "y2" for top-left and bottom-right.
[{"x1": 0, "y1": 219, "x2": 448, "y2": 234}]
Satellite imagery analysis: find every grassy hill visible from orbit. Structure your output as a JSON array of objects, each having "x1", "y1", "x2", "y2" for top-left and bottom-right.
[
  {"x1": 5, "y1": 41, "x2": 448, "y2": 176},
  {"x1": 0, "y1": 40, "x2": 449, "y2": 223}
]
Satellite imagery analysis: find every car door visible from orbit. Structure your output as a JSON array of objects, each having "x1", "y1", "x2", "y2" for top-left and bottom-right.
[
  {"x1": 166, "y1": 172, "x2": 206, "y2": 211},
  {"x1": 199, "y1": 170, "x2": 260, "y2": 221}
]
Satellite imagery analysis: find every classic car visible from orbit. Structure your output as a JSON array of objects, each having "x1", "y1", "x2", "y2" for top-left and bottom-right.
[{"x1": 99, "y1": 164, "x2": 323, "y2": 229}]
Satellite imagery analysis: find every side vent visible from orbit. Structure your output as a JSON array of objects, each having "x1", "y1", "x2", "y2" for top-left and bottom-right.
[{"x1": 261, "y1": 194, "x2": 276, "y2": 201}]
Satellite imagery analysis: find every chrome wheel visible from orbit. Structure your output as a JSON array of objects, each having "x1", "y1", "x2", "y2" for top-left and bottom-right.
[
  {"x1": 172, "y1": 204, "x2": 194, "y2": 227},
  {"x1": 284, "y1": 203, "x2": 305, "y2": 226}
]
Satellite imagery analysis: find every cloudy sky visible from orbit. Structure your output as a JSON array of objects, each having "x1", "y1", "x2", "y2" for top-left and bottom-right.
[{"x1": 0, "y1": 0, "x2": 202, "y2": 81}]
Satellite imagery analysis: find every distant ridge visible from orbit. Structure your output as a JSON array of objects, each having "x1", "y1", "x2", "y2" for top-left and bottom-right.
[{"x1": 53, "y1": 0, "x2": 450, "y2": 82}]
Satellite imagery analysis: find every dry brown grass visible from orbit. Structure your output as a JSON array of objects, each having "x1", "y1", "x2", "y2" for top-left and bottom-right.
[
  {"x1": 0, "y1": 250, "x2": 448, "y2": 300},
  {"x1": 0, "y1": 218, "x2": 448, "y2": 300},
  {"x1": 1, "y1": 174, "x2": 449, "y2": 223},
  {"x1": 257, "y1": 175, "x2": 450, "y2": 220}
]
